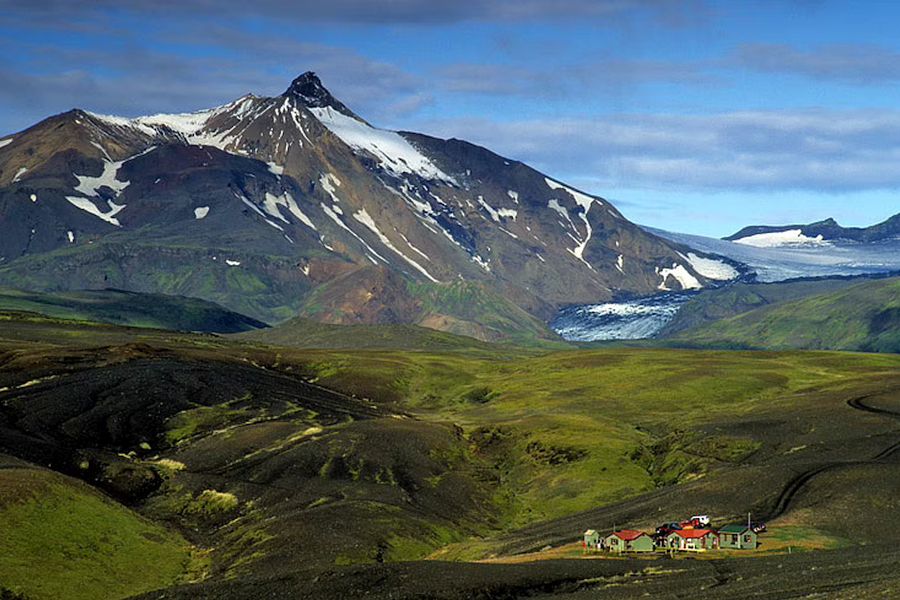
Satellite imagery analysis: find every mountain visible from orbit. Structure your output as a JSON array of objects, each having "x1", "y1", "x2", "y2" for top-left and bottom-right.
[
  {"x1": 725, "y1": 214, "x2": 900, "y2": 247},
  {"x1": 0, "y1": 287, "x2": 267, "y2": 333},
  {"x1": 0, "y1": 72, "x2": 737, "y2": 338},
  {"x1": 670, "y1": 276, "x2": 900, "y2": 352},
  {"x1": 648, "y1": 226, "x2": 900, "y2": 282}
]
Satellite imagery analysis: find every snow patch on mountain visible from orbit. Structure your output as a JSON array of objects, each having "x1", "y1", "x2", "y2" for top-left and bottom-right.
[
  {"x1": 0, "y1": 138, "x2": 12, "y2": 149},
  {"x1": 548, "y1": 199, "x2": 574, "y2": 227},
  {"x1": 194, "y1": 206, "x2": 209, "y2": 220},
  {"x1": 73, "y1": 159, "x2": 131, "y2": 198},
  {"x1": 134, "y1": 108, "x2": 219, "y2": 137},
  {"x1": 477, "y1": 196, "x2": 517, "y2": 222},
  {"x1": 13, "y1": 167, "x2": 27, "y2": 182},
  {"x1": 472, "y1": 254, "x2": 491, "y2": 272},
  {"x1": 546, "y1": 178, "x2": 596, "y2": 268},
  {"x1": 309, "y1": 106, "x2": 455, "y2": 183},
  {"x1": 319, "y1": 173, "x2": 342, "y2": 204},
  {"x1": 87, "y1": 111, "x2": 159, "y2": 137},
  {"x1": 65, "y1": 197, "x2": 126, "y2": 226},
  {"x1": 399, "y1": 233, "x2": 430, "y2": 260},
  {"x1": 680, "y1": 252, "x2": 738, "y2": 280},
  {"x1": 545, "y1": 178, "x2": 601, "y2": 208},
  {"x1": 656, "y1": 264, "x2": 701, "y2": 291},
  {"x1": 264, "y1": 191, "x2": 317, "y2": 230},
  {"x1": 321, "y1": 203, "x2": 387, "y2": 263},
  {"x1": 353, "y1": 208, "x2": 438, "y2": 282},
  {"x1": 733, "y1": 229, "x2": 828, "y2": 248},
  {"x1": 507, "y1": 190, "x2": 519, "y2": 203}
]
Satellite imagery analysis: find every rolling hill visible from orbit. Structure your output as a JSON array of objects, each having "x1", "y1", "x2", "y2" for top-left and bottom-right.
[{"x1": 671, "y1": 276, "x2": 900, "y2": 352}]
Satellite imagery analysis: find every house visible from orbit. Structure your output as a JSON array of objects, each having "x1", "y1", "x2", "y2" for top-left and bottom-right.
[
  {"x1": 604, "y1": 529, "x2": 655, "y2": 553},
  {"x1": 718, "y1": 525, "x2": 757, "y2": 550},
  {"x1": 666, "y1": 528, "x2": 719, "y2": 552},
  {"x1": 583, "y1": 529, "x2": 601, "y2": 549}
]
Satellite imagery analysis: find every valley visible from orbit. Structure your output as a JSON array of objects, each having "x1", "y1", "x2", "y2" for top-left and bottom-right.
[{"x1": 1, "y1": 311, "x2": 899, "y2": 599}]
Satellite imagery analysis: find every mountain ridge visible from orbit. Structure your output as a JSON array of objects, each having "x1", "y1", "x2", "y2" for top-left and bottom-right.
[
  {"x1": 725, "y1": 212, "x2": 900, "y2": 246},
  {"x1": 0, "y1": 72, "x2": 738, "y2": 338}
]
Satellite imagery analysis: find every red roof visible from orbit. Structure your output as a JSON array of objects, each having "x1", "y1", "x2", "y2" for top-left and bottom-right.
[
  {"x1": 673, "y1": 528, "x2": 715, "y2": 539},
  {"x1": 611, "y1": 529, "x2": 648, "y2": 541}
]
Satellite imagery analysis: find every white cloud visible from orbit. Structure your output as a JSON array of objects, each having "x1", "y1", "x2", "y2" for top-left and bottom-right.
[{"x1": 416, "y1": 109, "x2": 900, "y2": 192}]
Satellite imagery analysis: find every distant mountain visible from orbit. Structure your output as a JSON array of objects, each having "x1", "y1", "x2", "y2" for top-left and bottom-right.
[
  {"x1": 0, "y1": 288, "x2": 267, "y2": 333},
  {"x1": 725, "y1": 214, "x2": 900, "y2": 247},
  {"x1": 0, "y1": 72, "x2": 737, "y2": 339},
  {"x1": 670, "y1": 276, "x2": 900, "y2": 352},
  {"x1": 648, "y1": 226, "x2": 900, "y2": 282}
]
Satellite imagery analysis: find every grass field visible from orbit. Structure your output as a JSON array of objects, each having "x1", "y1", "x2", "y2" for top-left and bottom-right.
[
  {"x1": 0, "y1": 465, "x2": 193, "y2": 600},
  {"x1": 295, "y1": 346, "x2": 900, "y2": 528}
]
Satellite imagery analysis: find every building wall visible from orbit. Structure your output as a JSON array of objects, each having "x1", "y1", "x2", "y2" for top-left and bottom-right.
[{"x1": 628, "y1": 536, "x2": 655, "y2": 552}]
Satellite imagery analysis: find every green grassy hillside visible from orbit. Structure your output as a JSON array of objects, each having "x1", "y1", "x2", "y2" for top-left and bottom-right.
[
  {"x1": 0, "y1": 460, "x2": 193, "y2": 600},
  {"x1": 672, "y1": 276, "x2": 900, "y2": 352},
  {"x1": 658, "y1": 278, "x2": 862, "y2": 336},
  {"x1": 0, "y1": 288, "x2": 267, "y2": 333}
]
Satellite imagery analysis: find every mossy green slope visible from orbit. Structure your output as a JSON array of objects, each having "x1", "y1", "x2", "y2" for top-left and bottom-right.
[
  {"x1": 0, "y1": 463, "x2": 192, "y2": 600},
  {"x1": 672, "y1": 276, "x2": 900, "y2": 352},
  {"x1": 658, "y1": 278, "x2": 862, "y2": 337},
  {"x1": 301, "y1": 347, "x2": 900, "y2": 527}
]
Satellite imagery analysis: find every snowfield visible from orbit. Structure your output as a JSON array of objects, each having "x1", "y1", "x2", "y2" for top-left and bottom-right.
[
  {"x1": 309, "y1": 106, "x2": 456, "y2": 183},
  {"x1": 649, "y1": 227, "x2": 900, "y2": 282},
  {"x1": 680, "y1": 252, "x2": 739, "y2": 280},
  {"x1": 733, "y1": 229, "x2": 828, "y2": 248},
  {"x1": 657, "y1": 263, "x2": 702, "y2": 290}
]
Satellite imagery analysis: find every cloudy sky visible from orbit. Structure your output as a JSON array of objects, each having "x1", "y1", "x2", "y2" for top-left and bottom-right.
[{"x1": 2, "y1": 0, "x2": 898, "y2": 236}]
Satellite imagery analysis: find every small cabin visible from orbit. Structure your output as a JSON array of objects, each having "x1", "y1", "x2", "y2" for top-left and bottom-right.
[
  {"x1": 604, "y1": 529, "x2": 654, "y2": 553},
  {"x1": 583, "y1": 529, "x2": 601, "y2": 549},
  {"x1": 667, "y1": 529, "x2": 719, "y2": 552},
  {"x1": 718, "y1": 525, "x2": 757, "y2": 550}
]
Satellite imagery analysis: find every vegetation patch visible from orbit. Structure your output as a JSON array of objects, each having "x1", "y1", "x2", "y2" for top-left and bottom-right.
[{"x1": 0, "y1": 470, "x2": 190, "y2": 600}]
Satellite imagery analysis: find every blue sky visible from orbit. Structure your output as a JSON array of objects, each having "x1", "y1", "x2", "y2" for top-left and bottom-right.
[{"x1": 1, "y1": 0, "x2": 899, "y2": 236}]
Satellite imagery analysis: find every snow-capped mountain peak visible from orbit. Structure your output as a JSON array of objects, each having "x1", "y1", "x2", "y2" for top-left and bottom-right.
[
  {"x1": 0, "y1": 71, "x2": 738, "y2": 332},
  {"x1": 283, "y1": 71, "x2": 360, "y2": 121}
]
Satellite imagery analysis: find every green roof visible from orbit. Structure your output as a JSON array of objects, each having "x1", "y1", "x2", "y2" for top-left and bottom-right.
[{"x1": 719, "y1": 524, "x2": 750, "y2": 533}]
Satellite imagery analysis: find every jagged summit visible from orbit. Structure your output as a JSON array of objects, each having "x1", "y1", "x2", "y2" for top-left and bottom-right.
[{"x1": 283, "y1": 71, "x2": 360, "y2": 120}]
